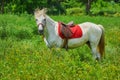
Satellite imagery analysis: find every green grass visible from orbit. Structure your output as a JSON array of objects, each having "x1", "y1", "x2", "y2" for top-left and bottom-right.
[{"x1": 0, "y1": 14, "x2": 120, "y2": 80}]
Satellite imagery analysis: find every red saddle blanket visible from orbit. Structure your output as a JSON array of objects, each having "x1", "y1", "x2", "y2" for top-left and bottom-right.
[{"x1": 58, "y1": 22, "x2": 83, "y2": 39}]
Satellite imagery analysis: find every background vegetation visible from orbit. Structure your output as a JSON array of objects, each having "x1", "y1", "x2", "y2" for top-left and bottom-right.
[
  {"x1": 0, "y1": 0, "x2": 120, "y2": 80},
  {"x1": 0, "y1": 0, "x2": 120, "y2": 16}
]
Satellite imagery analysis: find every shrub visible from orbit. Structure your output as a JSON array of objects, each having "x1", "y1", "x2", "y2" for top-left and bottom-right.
[
  {"x1": 0, "y1": 21, "x2": 8, "y2": 39},
  {"x1": 15, "y1": 29, "x2": 32, "y2": 40},
  {"x1": 66, "y1": 7, "x2": 85, "y2": 16},
  {"x1": 91, "y1": 0, "x2": 120, "y2": 16}
]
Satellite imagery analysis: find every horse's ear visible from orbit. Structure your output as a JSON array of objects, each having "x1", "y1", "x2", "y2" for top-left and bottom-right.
[
  {"x1": 42, "y1": 8, "x2": 47, "y2": 14},
  {"x1": 34, "y1": 8, "x2": 40, "y2": 14},
  {"x1": 35, "y1": 8, "x2": 39, "y2": 12}
]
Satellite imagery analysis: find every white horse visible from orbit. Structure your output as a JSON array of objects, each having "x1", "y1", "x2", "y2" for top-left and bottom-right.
[{"x1": 34, "y1": 8, "x2": 105, "y2": 60}]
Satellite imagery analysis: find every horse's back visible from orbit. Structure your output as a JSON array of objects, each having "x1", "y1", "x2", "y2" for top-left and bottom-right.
[
  {"x1": 79, "y1": 22, "x2": 103, "y2": 42},
  {"x1": 79, "y1": 22, "x2": 102, "y2": 33}
]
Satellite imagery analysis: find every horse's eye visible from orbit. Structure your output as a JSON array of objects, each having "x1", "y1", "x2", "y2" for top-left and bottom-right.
[
  {"x1": 36, "y1": 19, "x2": 38, "y2": 21},
  {"x1": 43, "y1": 19, "x2": 46, "y2": 21}
]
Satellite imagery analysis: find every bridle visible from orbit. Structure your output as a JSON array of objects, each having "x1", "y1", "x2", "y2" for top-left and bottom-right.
[
  {"x1": 37, "y1": 19, "x2": 50, "y2": 46},
  {"x1": 37, "y1": 22, "x2": 45, "y2": 28},
  {"x1": 37, "y1": 19, "x2": 46, "y2": 36},
  {"x1": 37, "y1": 19, "x2": 46, "y2": 38}
]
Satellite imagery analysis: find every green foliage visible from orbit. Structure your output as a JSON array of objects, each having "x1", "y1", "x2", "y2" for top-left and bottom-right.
[
  {"x1": 0, "y1": 20, "x2": 8, "y2": 39},
  {"x1": 91, "y1": 0, "x2": 120, "y2": 16},
  {"x1": 66, "y1": 7, "x2": 85, "y2": 15},
  {"x1": 0, "y1": 14, "x2": 120, "y2": 79},
  {"x1": 0, "y1": 14, "x2": 36, "y2": 40},
  {"x1": 61, "y1": 0, "x2": 81, "y2": 8},
  {"x1": 1, "y1": 0, "x2": 120, "y2": 16}
]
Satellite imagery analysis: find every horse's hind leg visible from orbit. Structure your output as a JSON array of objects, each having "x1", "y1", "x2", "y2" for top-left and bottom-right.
[
  {"x1": 86, "y1": 41, "x2": 100, "y2": 60},
  {"x1": 90, "y1": 42, "x2": 101, "y2": 60}
]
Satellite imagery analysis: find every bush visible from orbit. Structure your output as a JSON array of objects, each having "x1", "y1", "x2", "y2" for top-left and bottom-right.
[
  {"x1": 15, "y1": 29, "x2": 32, "y2": 40},
  {"x1": 0, "y1": 14, "x2": 36, "y2": 40},
  {"x1": 0, "y1": 21, "x2": 8, "y2": 39},
  {"x1": 91, "y1": 0, "x2": 120, "y2": 16},
  {"x1": 66, "y1": 7, "x2": 85, "y2": 16}
]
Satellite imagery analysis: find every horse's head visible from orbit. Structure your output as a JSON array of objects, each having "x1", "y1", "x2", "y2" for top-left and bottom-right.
[{"x1": 34, "y1": 8, "x2": 47, "y2": 35}]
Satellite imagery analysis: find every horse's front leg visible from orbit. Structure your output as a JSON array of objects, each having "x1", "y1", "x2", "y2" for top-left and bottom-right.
[{"x1": 44, "y1": 38, "x2": 50, "y2": 48}]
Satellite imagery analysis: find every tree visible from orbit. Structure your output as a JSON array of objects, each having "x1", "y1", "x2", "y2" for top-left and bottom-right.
[
  {"x1": 114, "y1": 0, "x2": 120, "y2": 3},
  {"x1": 0, "y1": 0, "x2": 4, "y2": 14},
  {"x1": 86, "y1": 0, "x2": 92, "y2": 15},
  {"x1": 77, "y1": 0, "x2": 93, "y2": 15},
  {"x1": 46, "y1": 0, "x2": 66, "y2": 15}
]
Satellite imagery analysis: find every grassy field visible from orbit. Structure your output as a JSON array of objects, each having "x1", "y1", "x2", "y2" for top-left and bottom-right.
[{"x1": 0, "y1": 14, "x2": 120, "y2": 80}]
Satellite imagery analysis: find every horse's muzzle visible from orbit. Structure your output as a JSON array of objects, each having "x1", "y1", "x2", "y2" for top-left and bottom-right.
[{"x1": 39, "y1": 30, "x2": 44, "y2": 35}]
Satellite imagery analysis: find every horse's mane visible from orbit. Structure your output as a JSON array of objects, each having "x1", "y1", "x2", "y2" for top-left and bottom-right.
[{"x1": 34, "y1": 8, "x2": 47, "y2": 17}]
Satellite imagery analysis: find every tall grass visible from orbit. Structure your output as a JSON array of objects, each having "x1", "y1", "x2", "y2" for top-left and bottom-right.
[{"x1": 0, "y1": 14, "x2": 120, "y2": 80}]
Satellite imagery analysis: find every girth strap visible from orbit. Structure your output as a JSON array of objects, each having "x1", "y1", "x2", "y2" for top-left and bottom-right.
[
  {"x1": 63, "y1": 38, "x2": 68, "y2": 51},
  {"x1": 59, "y1": 22, "x2": 74, "y2": 51}
]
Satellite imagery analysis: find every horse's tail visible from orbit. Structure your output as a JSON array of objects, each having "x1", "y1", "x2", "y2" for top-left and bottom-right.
[{"x1": 98, "y1": 25, "x2": 105, "y2": 58}]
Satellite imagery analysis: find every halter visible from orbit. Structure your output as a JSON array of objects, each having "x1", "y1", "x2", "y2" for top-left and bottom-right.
[
  {"x1": 38, "y1": 22, "x2": 50, "y2": 47},
  {"x1": 37, "y1": 18, "x2": 46, "y2": 28},
  {"x1": 38, "y1": 23, "x2": 45, "y2": 28}
]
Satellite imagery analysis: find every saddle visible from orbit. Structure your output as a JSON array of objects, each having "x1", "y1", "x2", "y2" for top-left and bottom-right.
[
  {"x1": 61, "y1": 21, "x2": 74, "y2": 38},
  {"x1": 60, "y1": 21, "x2": 75, "y2": 50}
]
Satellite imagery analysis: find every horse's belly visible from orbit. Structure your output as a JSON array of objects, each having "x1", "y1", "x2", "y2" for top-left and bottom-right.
[
  {"x1": 67, "y1": 25, "x2": 89, "y2": 48},
  {"x1": 68, "y1": 37, "x2": 88, "y2": 48}
]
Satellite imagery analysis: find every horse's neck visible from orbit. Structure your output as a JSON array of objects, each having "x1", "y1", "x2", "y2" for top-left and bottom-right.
[
  {"x1": 45, "y1": 15, "x2": 57, "y2": 39},
  {"x1": 46, "y1": 15, "x2": 56, "y2": 25},
  {"x1": 44, "y1": 15, "x2": 63, "y2": 48}
]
